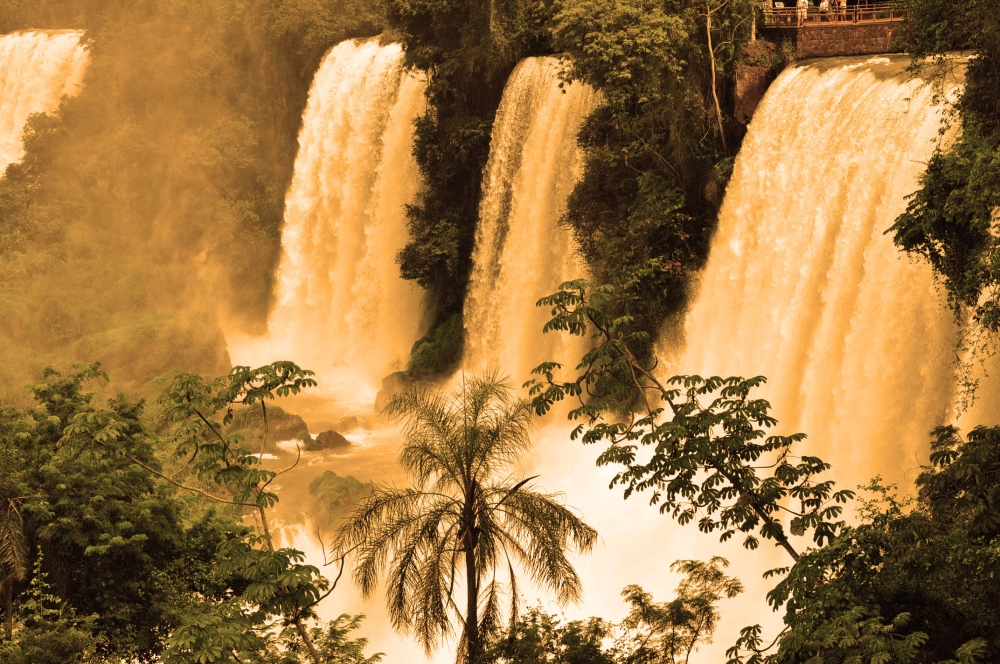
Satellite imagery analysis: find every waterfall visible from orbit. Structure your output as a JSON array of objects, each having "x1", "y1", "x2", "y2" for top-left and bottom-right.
[
  {"x1": 0, "y1": 30, "x2": 89, "y2": 170},
  {"x1": 675, "y1": 55, "x2": 960, "y2": 488},
  {"x1": 228, "y1": 39, "x2": 426, "y2": 411},
  {"x1": 519, "y1": 55, "x2": 964, "y2": 663},
  {"x1": 463, "y1": 57, "x2": 596, "y2": 382}
]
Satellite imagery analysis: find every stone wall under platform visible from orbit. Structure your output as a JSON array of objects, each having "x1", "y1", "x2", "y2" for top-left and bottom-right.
[{"x1": 762, "y1": 21, "x2": 902, "y2": 59}]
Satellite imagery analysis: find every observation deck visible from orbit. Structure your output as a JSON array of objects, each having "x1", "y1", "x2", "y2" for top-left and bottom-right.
[{"x1": 760, "y1": 2, "x2": 904, "y2": 58}]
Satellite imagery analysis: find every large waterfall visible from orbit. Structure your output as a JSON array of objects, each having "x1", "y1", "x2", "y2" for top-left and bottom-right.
[
  {"x1": 676, "y1": 55, "x2": 959, "y2": 487},
  {"x1": 0, "y1": 30, "x2": 89, "y2": 170},
  {"x1": 228, "y1": 40, "x2": 426, "y2": 411},
  {"x1": 521, "y1": 54, "x2": 962, "y2": 662},
  {"x1": 463, "y1": 57, "x2": 596, "y2": 381}
]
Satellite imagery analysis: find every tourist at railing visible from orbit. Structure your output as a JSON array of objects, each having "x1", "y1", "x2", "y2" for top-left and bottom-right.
[{"x1": 764, "y1": 0, "x2": 901, "y2": 26}]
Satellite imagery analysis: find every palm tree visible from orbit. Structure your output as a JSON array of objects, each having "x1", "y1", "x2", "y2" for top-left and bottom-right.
[{"x1": 335, "y1": 374, "x2": 597, "y2": 663}]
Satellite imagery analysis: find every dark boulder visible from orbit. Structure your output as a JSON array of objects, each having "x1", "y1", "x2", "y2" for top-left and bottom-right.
[{"x1": 310, "y1": 429, "x2": 351, "y2": 451}]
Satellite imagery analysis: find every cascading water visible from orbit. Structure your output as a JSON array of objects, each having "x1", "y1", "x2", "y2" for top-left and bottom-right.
[
  {"x1": 228, "y1": 40, "x2": 426, "y2": 411},
  {"x1": 0, "y1": 30, "x2": 89, "y2": 170},
  {"x1": 463, "y1": 56, "x2": 596, "y2": 380},
  {"x1": 676, "y1": 55, "x2": 960, "y2": 487},
  {"x1": 519, "y1": 54, "x2": 963, "y2": 662}
]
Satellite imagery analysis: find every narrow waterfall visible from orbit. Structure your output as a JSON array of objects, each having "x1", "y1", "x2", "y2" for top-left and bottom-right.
[
  {"x1": 229, "y1": 40, "x2": 426, "y2": 411},
  {"x1": 0, "y1": 30, "x2": 89, "y2": 170},
  {"x1": 676, "y1": 55, "x2": 960, "y2": 488},
  {"x1": 463, "y1": 57, "x2": 596, "y2": 381}
]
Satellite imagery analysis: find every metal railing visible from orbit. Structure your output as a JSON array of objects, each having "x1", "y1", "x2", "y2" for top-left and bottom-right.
[{"x1": 762, "y1": 1, "x2": 904, "y2": 26}]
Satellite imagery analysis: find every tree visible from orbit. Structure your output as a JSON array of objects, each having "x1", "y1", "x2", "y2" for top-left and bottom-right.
[
  {"x1": 889, "y1": 0, "x2": 1000, "y2": 401},
  {"x1": 484, "y1": 558, "x2": 742, "y2": 664},
  {"x1": 335, "y1": 374, "x2": 598, "y2": 663},
  {"x1": 530, "y1": 281, "x2": 998, "y2": 663},
  {"x1": 550, "y1": 0, "x2": 760, "y2": 339},
  {"x1": 486, "y1": 607, "x2": 616, "y2": 664},
  {"x1": 528, "y1": 280, "x2": 854, "y2": 564},
  {"x1": 0, "y1": 555, "x2": 99, "y2": 664},
  {"x1": 617, "y1": 558, "x2": 742, "y2": 664},
  {"x1": 0, "y1": 361, "x2": 381, "y2": 664}
]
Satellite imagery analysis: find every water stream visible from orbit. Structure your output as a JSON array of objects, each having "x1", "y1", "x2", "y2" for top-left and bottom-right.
[{"x1": 0, "y1": 30, "x2": 89, "y2": 170}]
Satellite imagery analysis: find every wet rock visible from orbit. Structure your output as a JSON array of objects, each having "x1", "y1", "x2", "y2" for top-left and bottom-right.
[
  {"x1": 310, "y1": 429, "x2": 351, "y2": 451},
  {"x1": 374, "y1": 371, "x2": 414, "y2": 413}
]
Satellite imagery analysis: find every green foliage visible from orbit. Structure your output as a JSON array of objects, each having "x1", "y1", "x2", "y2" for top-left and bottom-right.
[
  {"x1": 532, "y1": 283, "x2": 1000, "y2": 664},
  {"x1": 529, "y1": 281, "x2": 854, "y2": 562},
  {"x1": 0, "y1": 555, "x2": 100, "y2": 664},
  {"x1": 890, "y1": 0, "x2": 1000, "y2": 376},
  {"x1": 617, "y1": 559, "x2": 742, "y2": 664},
  {"x1": 336, "y1": 373, "x2": 597, "y2": 663},
  {"x1": 487, "y1": 607, "x2": 616, "y2": 664},
  {"x1": 408, "y1": 312, "x2": 466, "y2": 377},
  {"x1": 731, "y1": 428, "x2": 1000, "y2": 664},
  {"x1": 0, "y1": 362, "x2": 381, "y2": 664},
  {"x1": 487, "y1": 558, "x2": 742, "y2": 664},
  {"x1": 550, "y1": 0, "x2": 755, "y2": 337}
]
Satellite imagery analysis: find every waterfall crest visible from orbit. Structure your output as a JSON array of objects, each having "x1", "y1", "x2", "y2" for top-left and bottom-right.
[
  {"x1": 463, "y1": 57, "x2": 596, "y2": 382},
  {"x1": 229, "y1": 40, "x2": 426, "y2": 411},
  {"x1": 0, "y1": 30, "x2": 89, "y2": 170},
  {"x1": 676, "y1": 55, "x2": 960, "y2": 486}
]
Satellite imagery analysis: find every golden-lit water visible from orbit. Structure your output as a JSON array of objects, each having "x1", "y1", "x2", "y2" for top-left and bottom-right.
[
  {"x1": 651, "y1": 54, "x2": 963, "y2": 657},
  {"x1": 224, "y1": 39, "x2": 432, "y2": 662},
  {"x1": 483, "y1": 54, "x2": 967, "y2": 662},
  {"x1": 0, "y1": 30, "x2": 88, "y2": 169},
  {"x1": 463, "y1": 56, "x2": 595, "y2": 380},
  {"x1": 228, "y1": 39, "x2": 427, "y2": 413},
  {"x1": 677, "y1": 55, "x2": 962, "y2": 489}
]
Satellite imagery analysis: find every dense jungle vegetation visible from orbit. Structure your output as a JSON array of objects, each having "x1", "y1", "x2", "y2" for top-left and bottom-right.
[{"x1": 395, "y1": 0, "x2": 786, "y2": 375}]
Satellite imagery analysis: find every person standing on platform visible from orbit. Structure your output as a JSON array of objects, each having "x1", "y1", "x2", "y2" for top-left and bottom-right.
[{"x1": 797, "y1": 0, "x2": 809, "y2": 25}]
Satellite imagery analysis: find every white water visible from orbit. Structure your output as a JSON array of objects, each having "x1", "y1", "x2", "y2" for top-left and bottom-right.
[
  {"x1": 0, "y1": 30, "x2": 89, "y2": 170},
  {"x1": 517, "y1": 55, "x2": 964, "y2": 663},
  {"x1": 228, "y1": 40, "x2": 426, "y2": 412},
  {"x1": 463, "y1": 56, "x2": 596, "y2": 381},
  {"x1": 676, "y1": 55, "x2": 960, "y2": 488}
]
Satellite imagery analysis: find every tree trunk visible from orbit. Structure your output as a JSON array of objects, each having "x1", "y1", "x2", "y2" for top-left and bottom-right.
[
  {"x1": 295, "y1": 617, "x2": 322, "y2": 664},
  {"x1": 3, "y1": 577, "x2": 11, "y2": 641},
  {"x1": 465, "y1": 542, "x2": 479, "y2": 663},
  {"x1": 463, "y1": 486, "x2": 480, "y2": 664},
  {"x1": 706, "y1": 4, "x2": 729, "y2": 153}
]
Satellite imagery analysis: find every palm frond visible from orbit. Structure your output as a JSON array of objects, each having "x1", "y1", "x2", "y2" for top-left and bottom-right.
[{"x1": 0, "y1": 500, "x2": 27, "y2": 581}]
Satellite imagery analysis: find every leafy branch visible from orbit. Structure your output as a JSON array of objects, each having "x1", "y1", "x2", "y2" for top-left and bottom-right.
[{"x1": 527, "y1": 280, "x2": 855, "y2": 563}]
